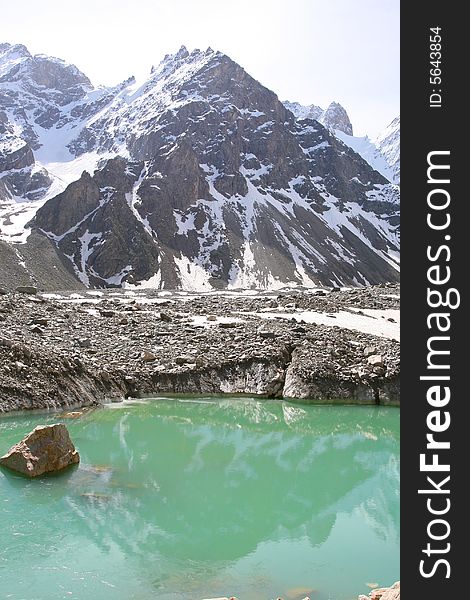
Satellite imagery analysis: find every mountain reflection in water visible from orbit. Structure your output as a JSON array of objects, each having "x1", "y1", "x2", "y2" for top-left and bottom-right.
[{"x1": 0, "y1": 398, "x2": 399, "y2": 600}]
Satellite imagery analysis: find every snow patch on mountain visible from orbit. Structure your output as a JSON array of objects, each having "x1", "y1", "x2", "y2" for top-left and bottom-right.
[
  {"x1": 334, "y1": 131, "x2": 395, "y2": 183},
  {"x1": 334, "y1": 118, "x2": 400, "y2": 185},
  {"x1": 374, "y1": 117, "x2": 400, "y2": 184}
]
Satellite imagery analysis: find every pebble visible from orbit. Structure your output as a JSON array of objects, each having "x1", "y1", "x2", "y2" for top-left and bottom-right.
[
  {"x1": 15, "y1": 286, "x2": 38, "y2": 295},
  {"x1": 367, "y1": 354, "x2": 384, "y2": 367}
]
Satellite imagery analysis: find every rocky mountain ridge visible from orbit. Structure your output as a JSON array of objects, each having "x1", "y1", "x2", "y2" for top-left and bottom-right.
[
  {"x1": 284, "y1": 98, "x2": 400, "y2": 185},
  {"x1": 283, "y1": 100, "x2": 354, "y2": 136},
  {"x1": 1, "y1": 43, "x2": 399, "y2": 290}
]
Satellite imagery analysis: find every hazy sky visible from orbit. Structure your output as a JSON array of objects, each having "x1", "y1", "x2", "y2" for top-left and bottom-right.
[{"x1": 2, "y1": 0, "x2": 399, "y2": 137}]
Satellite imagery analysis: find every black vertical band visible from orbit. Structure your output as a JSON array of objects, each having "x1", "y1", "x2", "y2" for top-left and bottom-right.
[{"x1": 401, "y1": 3, "x2": 464, "y2": 597}]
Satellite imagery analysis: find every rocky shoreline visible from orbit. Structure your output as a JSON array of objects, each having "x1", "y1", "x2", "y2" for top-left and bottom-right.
[
  {"x1": 0, "y1": 284, "x2": 399, "y2": 412},
  {"x1": 359, "y1": 581, "x2": 400, "y2": 600}
]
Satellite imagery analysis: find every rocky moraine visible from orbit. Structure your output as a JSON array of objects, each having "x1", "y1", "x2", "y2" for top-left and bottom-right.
[{"x1": 0, "y1": 283, "x2": 399, "y2": 412}]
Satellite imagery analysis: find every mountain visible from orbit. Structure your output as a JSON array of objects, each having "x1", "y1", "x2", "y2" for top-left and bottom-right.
[
  {"x1": 0, "y1": 43, "x2": 399, "y2": 290},
  {"x1": 283, "y1": 100, "x2": 353, "y2": 135},
  {"x1": 284, "y1": 98, "x2": 400, "y2": 185},
  {"x1": 0, "y1": 42, "x2": 93, "y2": 203},
  {"x1": 374, "y1": 116, "x2": 400, "y2": 184},
  {"x1": 332, "y1": 117, "x2": 400, "y2": 185}
]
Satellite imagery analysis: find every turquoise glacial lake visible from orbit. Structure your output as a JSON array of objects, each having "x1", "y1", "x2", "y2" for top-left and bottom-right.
[{"x1": 0, "y1": 398, "x2": 399, "y2": 600}]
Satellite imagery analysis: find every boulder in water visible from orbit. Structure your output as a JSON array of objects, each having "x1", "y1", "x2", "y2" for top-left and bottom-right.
[{"x1": 0, "y1": 423, "x2": 80, "y2": 477}]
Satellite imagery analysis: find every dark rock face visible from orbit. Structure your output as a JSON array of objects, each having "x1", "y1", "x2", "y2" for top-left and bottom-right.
[
  {"x1": 32, "y1": 159, "x2": 163, "y2": 286},
  {"x1": 33, "y1": 171, "x2": 101, "y2": 236},
  {"x1": 0, "y1": 137, "x2": 53, "y2": 201},
  {"x1": 1, "y1": 166, "x2": 52, "y2": 202},
  {"x1": 0, "y1": 132, "x2": 53, "y2": 201},
  {"x1": 0, "y1": 142, "x2": 34, "y2": 172},
  {"x1": 2, "y1": 43, "x2": 399, "y2": 290},
  {"x1": 26, "y1": 55, "x2": 91, "y2": 102}
]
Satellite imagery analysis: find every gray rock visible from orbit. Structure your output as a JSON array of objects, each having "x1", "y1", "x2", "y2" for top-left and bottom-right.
[
  {"x1": 16, "y1": 286, "x2": 38, "y2": 295},
  {"x1": 29, "y1": 325, "x2": 44, "y2": 335},
  {"x1": 175, "y1": 356, "x2": 191, "y2": 365},
  {"x1": 367, "y1": 354, "x2": 384, "y2": 367},
  {"x1": 218, "y1": 322, "x2": 237, "y2": 329},
  {"x1": 32, "y1": 317, "x2": 48, "y2": 326},
  {"x1": 195, "y1": 356, "x2": 205, "y2": 368},
  {"x1": 258, "y1": 328, "x2": 276, "y2": 339},
  {"x1": 358, "y1": 581, "x2": 400, "y2": 600}
]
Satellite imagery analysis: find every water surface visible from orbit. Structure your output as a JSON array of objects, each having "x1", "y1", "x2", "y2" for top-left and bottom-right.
[{"x1": 0, "y1": 398, "x2": 399, "y2": 600}]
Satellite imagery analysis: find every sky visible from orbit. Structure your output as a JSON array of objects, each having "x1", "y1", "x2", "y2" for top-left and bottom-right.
[{"x1": 1, "y1": 0, "x2": 399, "y2": 137}]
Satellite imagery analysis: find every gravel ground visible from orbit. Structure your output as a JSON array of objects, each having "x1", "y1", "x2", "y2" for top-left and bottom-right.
[{"x1": 0, "y1": 284, "x2": 400, "y2": 412}]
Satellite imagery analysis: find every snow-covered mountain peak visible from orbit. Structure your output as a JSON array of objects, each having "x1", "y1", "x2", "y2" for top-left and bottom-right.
[
  {"x1": 1, "y1": 43, "x2": 400, "y2": 290},
  {"x1": 0, "y1": 43, "x2": 32, "y2": 79},
  {"x1": 175, "y1": 44, "x2": 189, "y2": 59},
  {"x1": 283, "y1": 100, "x2": 323, "y2": 121},
  {"x1": 0, "y1": 43, "x2": 31, "y2": 63},
  {"x1": 0, "y1": 42, "x2": 92, "y2": 93},
  {"x1": 127, "y1": 45, "x2": 223, "y2": 114},
  {"x1": 283, "y1": 99, "x2": 352, "y2": 135},
  {"x1": 156, "y1": 45, "x2": 219, "y2": 77},
  {"x1": 0, "y1": 43, "x2": 31, "y2": 61},
  {"x1": 285, "y1": 96, "x2": 400, "y2": 185},
  {"x1": 0, "y1": 42, "x2": 29, "y2": 55},
  {"x1": 321, "y1": 101, "x2": 353, "y2": 135}
]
